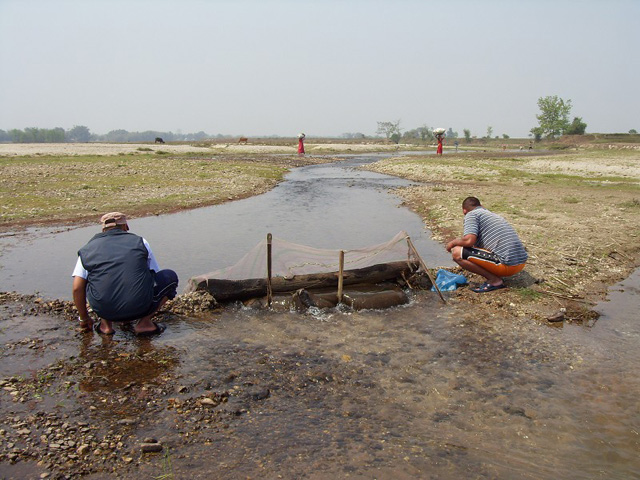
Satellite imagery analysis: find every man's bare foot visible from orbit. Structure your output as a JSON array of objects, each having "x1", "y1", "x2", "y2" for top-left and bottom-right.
[{"x1": 94, "y1": 320, "x2": 115, "y2": 335}]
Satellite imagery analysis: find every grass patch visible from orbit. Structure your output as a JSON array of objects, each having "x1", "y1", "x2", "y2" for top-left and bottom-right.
[
  {"x1": 620, "y1": 198, "x2": 640, "y2": 209},
  {"x1": 512, "y1": 288, "x2": 543, "y2": 301},
  {"x1": 0, "y1": 154, "x2": 296, "y2": 226}
]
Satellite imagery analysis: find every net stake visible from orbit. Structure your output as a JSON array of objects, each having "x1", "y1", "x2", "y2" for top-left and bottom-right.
[
  {"x1": 337, "y1": 250, "x2": 345, "y2": 304},
  {"x1": 406, "y1": 236, "x2": 446, "y2": 303},
  {"x1": 267, "y1": 233, "x2": 273, "y2": 307}
]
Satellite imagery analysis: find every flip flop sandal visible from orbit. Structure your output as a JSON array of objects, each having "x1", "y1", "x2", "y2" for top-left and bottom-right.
[
  {"x1": 135, "y1": 322, "x2": 166, "y2": 337},
  {"x1": 93, "y1": 323, "x2": 115, "y2": 335},
  {"x1": 472, "y1": 282, "x2": 506, "y2": 293}
]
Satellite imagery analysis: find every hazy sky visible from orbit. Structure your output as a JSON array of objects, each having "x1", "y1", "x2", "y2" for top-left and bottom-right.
[{"x1": 1, "y1": 0, "x2": 638, "y2": 138}]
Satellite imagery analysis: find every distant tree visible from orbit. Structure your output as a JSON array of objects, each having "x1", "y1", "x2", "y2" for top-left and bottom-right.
[
  {"x1": 390, "y1": 132, "x2": 401, "y2": 144},
  {"x1": 486, "y1": 126, "x2": 493, "y2": 139},
  {"x1": 104, "y1": 129, "x2": 130, "y2": 142},
  {"x1": 533, "y1": 95, "x2": 572, "y2": 138},
  {"x1": 446, "y1": 128, "x2": 458, "y2": 138},
  {"x1": 416, "y1": 126, "x2": 434, "y2": 142},
  {"x1": 630, "y1": 129, "x2": 638, "y2": 134},
  {"x1": 342, "y1": 132, "x2": 366, "y2": 139},
  {"x1": 531, "y1": 127, "x2": 543, "y2": 142},
  {"x1": 463, "y1": 129, "x2": 471, "y2": 143},
  {"x1": 376, "y1": 120, "x2": 401, "y2": 141},
  {"x1": 66, "y1": 125, "x2": 91, "y2": 142},
  {"x1": 402, "y1": 129, "x2": 420, "y2": 142},
  {"x1": 565, "y1": 117, "x2": 587, "y2": 135},
  {"x1": 48, "y1": 128, "x2": 66, "y2": 142},
  {"x1": 0, "y1": 129, "x2": 9, "y2": 142},
  {"x1": 502, "y1": 134, "x2": 510, "y2": 139}
]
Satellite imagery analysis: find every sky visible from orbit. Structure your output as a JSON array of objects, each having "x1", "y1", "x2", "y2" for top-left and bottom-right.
[{"x1": 1, "y1": 0, "x2": 638, "y2": 138}]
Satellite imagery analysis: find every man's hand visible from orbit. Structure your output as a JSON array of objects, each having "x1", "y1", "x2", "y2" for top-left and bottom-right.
[
  {"x1": 446, "y1": 233, "x2": 478, "y2": 253},
  {"x1": 78, "y1": 316, "x2": 93, "y2": 331},
  {"x1": 72, "y1": 276, "x2": 91, "y2": 331}
]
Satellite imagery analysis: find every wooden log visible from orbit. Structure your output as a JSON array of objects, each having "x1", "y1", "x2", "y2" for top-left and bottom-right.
[
  {"x1": 343, "y1": 289, "x2": 409, "y2": 310},
  {"x1": 190, "y1": 261, "x2": 419, "y2": 302}
]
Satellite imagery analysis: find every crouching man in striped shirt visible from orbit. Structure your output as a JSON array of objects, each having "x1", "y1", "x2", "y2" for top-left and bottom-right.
[{"x1": 446, "y1": 196, "x2": 528, "y2": 293}]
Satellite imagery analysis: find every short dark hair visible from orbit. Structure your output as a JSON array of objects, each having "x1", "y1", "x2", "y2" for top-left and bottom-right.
[{"x1": 462, "y1": 196, "x2": 481, "y2": 210}]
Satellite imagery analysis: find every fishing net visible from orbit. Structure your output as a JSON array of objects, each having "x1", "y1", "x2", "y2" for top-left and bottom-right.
[{"x1": 187, "y1": 231, "x2": 419, "y2": 287}]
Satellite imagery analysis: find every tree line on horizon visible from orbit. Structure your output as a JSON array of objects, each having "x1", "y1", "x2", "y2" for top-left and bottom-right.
[
  {"x1": 1, "y1": 97, "x2": 637, "y2": 144},
  {"x1": 373, "y1": 96, "x2": 640, "y2": 145},
  {"x1": 0, "y1": 126, "x2": 217, "y2": 144}
]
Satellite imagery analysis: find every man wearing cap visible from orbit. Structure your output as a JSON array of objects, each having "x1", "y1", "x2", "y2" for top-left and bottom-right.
[{"x1": 72, "y1": 212, "x2": 178, "y2": 335}]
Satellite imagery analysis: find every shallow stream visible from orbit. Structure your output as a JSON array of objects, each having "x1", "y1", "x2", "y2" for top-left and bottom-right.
[{"x1": 0, "y1": 154, "x2": 451, "y2": 300}]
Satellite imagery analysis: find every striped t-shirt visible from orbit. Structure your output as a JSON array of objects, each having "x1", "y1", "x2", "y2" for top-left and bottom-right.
[{"x1": 463, "y1": 207, "x2": 528, "y2": 266}]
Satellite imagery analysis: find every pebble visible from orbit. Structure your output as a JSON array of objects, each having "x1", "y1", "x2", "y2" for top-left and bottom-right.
[
  {"x1": 77, "y1": 444, "x2": 90, "y2": 455},
  {"x1": 141, "y1": 442, "x2": 163, "y2": 453},
  {"x1": 547, "y1": 311, "x2": 565, "y2": 323},
  {"x1": 117, "y1": 418, "x2": 137, "y2": 426}
]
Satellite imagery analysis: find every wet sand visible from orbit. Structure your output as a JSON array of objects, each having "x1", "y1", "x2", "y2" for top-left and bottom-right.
[{"x1": 1, "y1": 271, "x2": 639, "y2": 479}]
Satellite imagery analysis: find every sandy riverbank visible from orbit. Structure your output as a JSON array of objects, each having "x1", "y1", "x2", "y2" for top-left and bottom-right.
[
  {"x1": 365, "y1": 149, "x2": 640, "y2": 322},
  {"x1": 0, "y1": 142, "x2": 405, "y2": 157}
]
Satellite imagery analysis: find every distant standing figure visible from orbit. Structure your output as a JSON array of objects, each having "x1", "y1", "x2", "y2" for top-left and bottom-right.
[
  {"x1": 298, "y1": 133, "x2": 306, "y2": 155},
  {"x1": 436, "y1": 133, "x2": 444, "y2": 155},
  {"x1": 155, "y1": 137, "x2": 165, "y2": 144},
  {"x1": 454, "y1": 140, "x2": 459, "y2": 152}
]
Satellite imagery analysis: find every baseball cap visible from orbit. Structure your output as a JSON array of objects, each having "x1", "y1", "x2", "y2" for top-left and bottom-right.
[{"x1": 100, "y1": 212, "x2": 128, "y2": 228}]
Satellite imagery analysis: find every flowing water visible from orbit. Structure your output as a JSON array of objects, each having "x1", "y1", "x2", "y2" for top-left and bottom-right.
[
  {"x1": 0, "y1": 154, "x2": 638, "y2": 478},
  {"x1": 0, "y1": 154, "x2": 451, "y2": 300}
]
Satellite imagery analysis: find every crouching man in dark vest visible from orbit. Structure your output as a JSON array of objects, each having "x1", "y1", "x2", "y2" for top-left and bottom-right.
[{"x1": 72, "y1": 212, "x2": 178, "y2": 336}]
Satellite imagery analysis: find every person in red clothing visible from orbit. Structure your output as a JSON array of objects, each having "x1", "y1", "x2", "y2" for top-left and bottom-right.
[
  {"x1": 298, "y1": 133, "x2": 306, "y2": 155},
  {"x1": 436, "y1": 133, "x2": 444, "y2": 155}
]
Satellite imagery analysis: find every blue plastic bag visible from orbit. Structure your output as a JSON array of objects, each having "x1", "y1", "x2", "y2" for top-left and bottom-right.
[{"x1": 431, "y1": 269, "x2": 468, "y2": 292}]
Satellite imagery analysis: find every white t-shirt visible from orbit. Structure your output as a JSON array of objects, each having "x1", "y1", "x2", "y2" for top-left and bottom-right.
[{"x1": 72, "y1": 238, "x2": 160, "y2": 279}]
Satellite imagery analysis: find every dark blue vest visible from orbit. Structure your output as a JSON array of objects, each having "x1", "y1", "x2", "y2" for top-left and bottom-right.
[{"x1": 78, "y1": 229, "x2": 153, "y2": 321}]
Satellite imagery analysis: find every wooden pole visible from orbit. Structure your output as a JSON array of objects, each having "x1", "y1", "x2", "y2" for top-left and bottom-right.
[
  {"x1": 266, "y1": 233, "x2": 273, "y2": 307},
  {"x1": 337, "y1": 250, "x2": 345, "y2": 303},
  {"x1": 406, "y1": 236, "x2": 446, "y2": 304}
]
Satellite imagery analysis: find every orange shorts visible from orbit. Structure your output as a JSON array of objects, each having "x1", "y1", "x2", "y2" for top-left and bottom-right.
[{"x1": 462, "y1": 247, "x2": 526, "y2": 277}]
